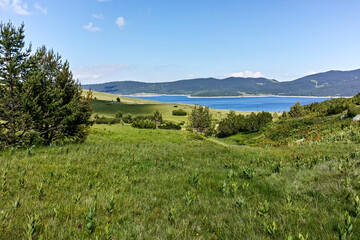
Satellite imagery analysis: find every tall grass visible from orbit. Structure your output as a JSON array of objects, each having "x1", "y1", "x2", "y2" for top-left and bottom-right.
[{"x1": 1, "y1": 124, "x2": 359, "y2": 239}]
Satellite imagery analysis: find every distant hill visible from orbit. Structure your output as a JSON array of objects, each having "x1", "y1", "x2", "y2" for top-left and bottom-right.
[{"x1": 83, "y1": 69, "x2": 360, "y2": 97}]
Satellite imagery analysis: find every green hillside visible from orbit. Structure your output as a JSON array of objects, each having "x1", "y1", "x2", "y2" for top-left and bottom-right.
[
  {"x1": 1, "y1": 92, "x2": 360, "y2": 239},
  {"x1": 83, "y1": 68, "x2": 360, "y2": 97},
  {"x1": 86, "y1": 90, "x2": 252, "y2": 123}
]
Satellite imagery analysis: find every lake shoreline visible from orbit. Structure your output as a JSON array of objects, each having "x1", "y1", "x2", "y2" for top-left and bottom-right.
[{"x1": 125, "y1": 93, "x2": 347, "y2": 98}]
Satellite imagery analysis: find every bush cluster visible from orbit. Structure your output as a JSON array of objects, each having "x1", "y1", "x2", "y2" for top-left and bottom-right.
[
  {"x1": 95, "y1": 116, "x2": 122, "y2": 125},
  {"x1": 94, "y1": 110, "x2": 182, "y2": 130},
  {"x1": 172, "y1": 109, "x2": 187, "y2": 116},
  {"x1": 131, "y1": 119, "x2": 156, "y2": 129},
  {"x1": 216, "y1": 111, "x2": 272, "y2": 138},
  {"x1": 348, "y1": 107, "x2": 360, "y2": 118},
  {"x1": 159, "y1": 121, "x2": 182, "y2": 130}
]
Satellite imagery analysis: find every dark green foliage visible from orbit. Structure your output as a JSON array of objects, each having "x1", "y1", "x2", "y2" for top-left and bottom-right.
[
  {"x1": 348, "y1": 107, "x2": 360, "y2": 118},
  {"x1": 133, "y1": 115, "x2": 155, "y2": 122},
  {"x1": 131, "y1": 119, "x2": 156, "y2": 129},
  {"x1": 281, "y1": 95, "x2": 359, "y2": 121},
  {"x1": 0, "y1": 22, "x2": 92, "y2": 148},
  {"x1": 172, "y1": 109, "x2": 187, "y2": 116},
  {"x1": 217, "y1": 111, "x2": 272, "y2": 138},
  {"x1": 0, "y1": 22, "x2": 32, "y2": 148},
  {"x1": 302, "y1": 97, "x2": 350, "y2": 116},
  {"x1": 289, "y1": 102, "x2": 305, "y2": 118},
  {"x1": 327, "y1": 104, "x2": 348, "y2": 115},
  {"x1": 122, "y1": 114, "x2": 133, "y2": 123},
  {"x1": 115, "y1": 111, "x2": 123, "y2": 118},
  {"x1": 95, "y1": 117, "x2": 122, "y2": 125},
  {"x1": 189, "y1": 105, "x2": 213, "y2": 134},
  {"x1": 159, "y1": 121, "x2": 181, "y2": 130},
  {"x1": 23, "y1": 46, "x2": 92, "y2": 145},
  {"x1": 353, "y1": 93, "x2": 360, "y2": 105},
  {"x1": 116, "y1": 97, "x2": 120, "y2": 102},
  {"x1": 130, "y1": 111, "x2": 178, "y2": 130},
  {"x1": 216, "y1": 111, "x2": 244, "y2": 137}
]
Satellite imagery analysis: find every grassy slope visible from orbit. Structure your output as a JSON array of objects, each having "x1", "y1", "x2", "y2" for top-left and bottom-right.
[
  {"x1": 1, "y1": 125, "x2": 360, "y2": 239},
  {"x1": 85, "y1": 90, "x2": 252, "y2": 123},
  {"x1": 1, "y1": 92, "x2": 360, "y2": 239}
]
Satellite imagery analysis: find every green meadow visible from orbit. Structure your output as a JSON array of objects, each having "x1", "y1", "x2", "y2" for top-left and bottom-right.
[
  {"x1": 86, "y1": 90, "x2": 252, "y2": 123},
  {"x1": 1, "y1": 91, "x2": 360, "y2": 239}
]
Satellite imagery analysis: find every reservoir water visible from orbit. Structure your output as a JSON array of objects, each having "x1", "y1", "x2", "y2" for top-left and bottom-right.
[{"x1": 132, "y1": 95, "x2": 331, "y2": 112}]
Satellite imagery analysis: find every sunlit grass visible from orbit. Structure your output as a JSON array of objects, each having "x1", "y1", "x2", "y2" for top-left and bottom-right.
[{"x1": 1, "y1": 124, "x2": 360, "y2": 239}]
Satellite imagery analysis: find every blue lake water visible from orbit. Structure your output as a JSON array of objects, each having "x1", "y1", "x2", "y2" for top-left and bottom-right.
[{"x1": 132, "y1": 96, "x2": 331, "y2": 112}]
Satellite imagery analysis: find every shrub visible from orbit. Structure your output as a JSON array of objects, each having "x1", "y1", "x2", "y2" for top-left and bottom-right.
[
  {"x1": 115, "y1": 111, "x2": 123, "y2": 118},
  {"x1": 122, "y1": 114, "x2": 133, "y2": 123},
  {"x1": 95, "y1": 117, "x2": 121, "y2": 125},
  {"x1": 216, "y1": 111, "x2": 272, "y2": 137},
  {"x1": 132, "y1": 119, "x2": 156, "y2": 129},
  {"x1": 348, "y1": 107, "x2": 360, "y2": 118},
  {"x1": 289, "y1": 102, "x2": 305, "y2": 118},
  {"x1": 133, "y1": 115, "x2": 154, "y2": 122},
  {"x1": 327, "y1": 104, "x2": 348, "y2": 115},
  {"x1": 159, "y1": 121, "x2": 181, "y2": 130},
  {"x1": 189, "y1": 105, "x2": 213, "y2": 134},
  {"x1": 172, "y1": 109, "x2": 187, "y2": 116}
]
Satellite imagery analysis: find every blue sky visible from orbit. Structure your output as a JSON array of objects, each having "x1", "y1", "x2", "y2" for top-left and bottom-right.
[{"x1": 1, "y1": 0, "x2": 360, "y2": 84}]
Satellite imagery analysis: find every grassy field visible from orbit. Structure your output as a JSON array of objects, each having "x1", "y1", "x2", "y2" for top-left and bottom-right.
[
  {"x1": 1, "y1": 91, "x2": 360, "y2": 239},
  {"x1": 85, "y1": 90, "x2": 253, "y2": 123}
]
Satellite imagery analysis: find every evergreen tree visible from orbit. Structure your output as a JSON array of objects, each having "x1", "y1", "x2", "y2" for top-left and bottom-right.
[
  {"x1": 23, "y1": 46, "x2": 92, "y2": 144},
  {"x1": 189, "y1": 105, "x2": 213, "y2": 134},
  {"x1": 0, "y1": 22, "x2": 92, "y2": 148},
  {"x1": 289, "y1": 102, "x2": 305, "y2": 118},
  {"x1": 217, "y1": 110, "x2": 242, "y2": 137},
  {"x1": 0, "y1": 22, "x2": 32, "y2": 148}
]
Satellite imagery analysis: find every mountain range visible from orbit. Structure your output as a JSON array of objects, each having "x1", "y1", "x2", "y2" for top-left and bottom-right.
[{"x1": 83, "y1": 69, "x2": 360, "y2": 97}]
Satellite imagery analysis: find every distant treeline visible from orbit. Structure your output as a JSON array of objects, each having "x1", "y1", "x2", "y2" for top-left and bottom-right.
[{"x1": 84, "y1": 69, "x2": 360, "y2": 97}]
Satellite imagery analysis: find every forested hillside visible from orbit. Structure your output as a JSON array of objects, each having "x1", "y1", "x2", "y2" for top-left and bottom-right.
[{"x1": 84, "y1": 69, "x2": 360, "y2": 97}]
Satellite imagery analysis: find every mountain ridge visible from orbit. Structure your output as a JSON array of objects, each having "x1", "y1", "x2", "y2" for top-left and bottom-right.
[{"x1": 83, "y1": 68, "x2": 360, "y2": 97}]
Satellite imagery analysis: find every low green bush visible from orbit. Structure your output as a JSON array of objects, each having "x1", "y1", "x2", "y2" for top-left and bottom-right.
[
  {"x1": 159, "y1": 121, "x2": 181, "y2": 130},
  {"x1": 95, "y1": 117, "x2": 122, "y2": 125},
  {"x1": 122, "y1": 114, "x2": 133, "y2": 123},
  {"x1": 131, "y1": 119, "x2": 156, "y2": 129},
  {"x1": 172, "y1": 109, "x2": 187, "y2": 116},
  {"x1": 348, "y1": 107, "x2": 360, "y2": 118},
  {"x1": 115, "y1": 111, "x2": 123, "y2": 118}
]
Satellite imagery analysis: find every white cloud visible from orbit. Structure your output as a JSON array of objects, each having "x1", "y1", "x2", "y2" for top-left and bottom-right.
[
  {"x1": 34, "y1": 2, "x2": 46, "y2": 14},
  {"x1": 0, "y1": 0, "x2": 31, "y2": 15},
  {"x1": 0, "y1": 0, "x2": 47, "y2": 15},
  {"x1": 73, "y1": 64, "x2": 126, "y2": 83},
  {"x1": 229, "y1": 70, "x2": 265, "y2": 78},
  {"x1": 83, "y1": 22, "x2": 101, "y2": 32},
  {"x1": 115, "y1": 17, "x2": 125, "y2": 29},
  {"x1": 92, "y1": 13, "x2": 104, "y2": 19}
]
